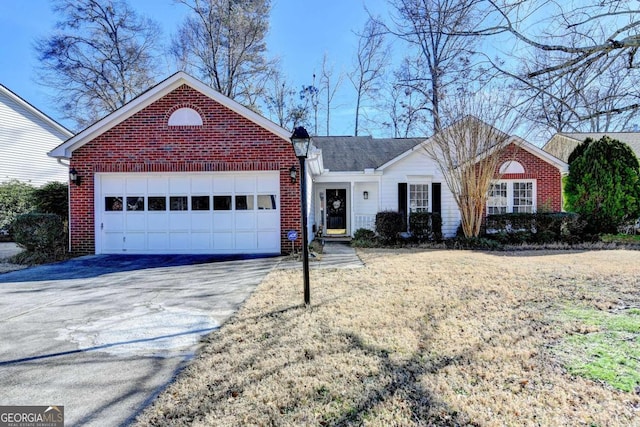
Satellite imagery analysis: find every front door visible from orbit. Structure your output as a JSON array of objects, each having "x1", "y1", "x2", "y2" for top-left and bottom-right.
[{"x1": 326, "y1": 189, "x2": 347, "y2": 235}]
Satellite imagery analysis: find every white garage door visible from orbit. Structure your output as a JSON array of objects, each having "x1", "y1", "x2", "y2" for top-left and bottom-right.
[{"x1": 95, "y1": 172, "x2": 281, "y2": 254}]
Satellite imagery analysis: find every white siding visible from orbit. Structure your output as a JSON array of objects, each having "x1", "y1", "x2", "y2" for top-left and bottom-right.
[
  {"x1": 0, "y1": 87, "x2": 72, "y2": 186},
  {"x1": 353, "y1": 182, "x2": 378, "y2": 231},
  {"x1": 380, "y1": 149, "x2": 461, "y2": 238}
]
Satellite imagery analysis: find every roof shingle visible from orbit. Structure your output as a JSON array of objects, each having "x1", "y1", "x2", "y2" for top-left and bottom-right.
[{"x1": 312, "y1": 136, "x2": 424, "y2": 171}]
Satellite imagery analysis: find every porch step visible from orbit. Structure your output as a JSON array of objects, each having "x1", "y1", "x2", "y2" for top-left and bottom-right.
[{"x1": 321, "y1": 236, "x2": 352, "y2": 243}]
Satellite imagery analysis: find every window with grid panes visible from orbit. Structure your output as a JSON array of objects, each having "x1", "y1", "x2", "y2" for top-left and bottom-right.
[
  {"x1": 487, "y1": 183, "x2": 508, "y2": 214},
  {"x1": 513, "y1": 182, "x2": 533, "y2": 213},
  {"x1": 409, "y1": 184, "x2": 429, "y2": 212}
]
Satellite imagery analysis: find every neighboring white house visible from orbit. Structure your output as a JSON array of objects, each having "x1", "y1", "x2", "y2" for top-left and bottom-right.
[{"x1": 0, "y1": 84, "x2": 73, "y2": 186}]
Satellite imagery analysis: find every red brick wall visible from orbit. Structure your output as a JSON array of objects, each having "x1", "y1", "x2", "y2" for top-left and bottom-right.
[
  {"x1": 69, "y1": 84, "x2": 300, "y2": 254},
  {"x1": 496, "y1": 143, "x2": 563, "y2": 212}
]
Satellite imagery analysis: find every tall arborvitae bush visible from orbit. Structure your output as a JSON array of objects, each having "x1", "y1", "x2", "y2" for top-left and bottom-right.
[{"x1": 565, "y1": 136, "x2": 640, "y2": 234}]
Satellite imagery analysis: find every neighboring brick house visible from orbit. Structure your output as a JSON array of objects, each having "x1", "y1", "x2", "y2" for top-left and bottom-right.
[
  {"x1": 49, "y1": 72, "x2": 567, "y2": 255},
  {"x1": 49, "y1": 72, "x2": 300, "y2": 255}
]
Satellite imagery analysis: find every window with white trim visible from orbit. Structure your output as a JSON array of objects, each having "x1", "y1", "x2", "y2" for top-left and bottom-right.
[
  {"x1": 487, "y1": 180, "x2": 536, "y2": 214},
  {"x1": 513, "y1": 182, "x2": 533, "y2": 213},
  {"x1": 409, "y1": 184, "x2": 429, "y2": 213},
  {"x1": 487, "y1": 183, "x2": 507, "y2": 214}
]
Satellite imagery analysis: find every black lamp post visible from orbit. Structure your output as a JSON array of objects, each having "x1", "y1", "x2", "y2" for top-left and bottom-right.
[{"x1": 290, "y1": 126, "x2": 312, "y2": 306}]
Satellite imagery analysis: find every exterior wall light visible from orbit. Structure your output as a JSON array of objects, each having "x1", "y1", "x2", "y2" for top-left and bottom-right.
[
  {"x1": 289, "y1": 165, "x2": 297, "y2": 183},
  {"x1": 69, "y1": 167, "x2": 81, "y2": 186},
  {"x1": 363, "y1": 191, "x2": 369, "y2": 200}
]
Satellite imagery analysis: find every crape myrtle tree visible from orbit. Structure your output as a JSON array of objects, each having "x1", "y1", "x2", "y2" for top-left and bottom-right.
[
  {"x1": 35, "y1": 0, "x2": 162, "y2": 130},
  {"x1": 565, "y1": 136, "x2": 640, "y2": 234},
  {"x1": 172, "y1": 0, "x2": 277, "y2": 110},
  {"x1": 424, "y1": 92, "x2": 521, "y2": 238}
]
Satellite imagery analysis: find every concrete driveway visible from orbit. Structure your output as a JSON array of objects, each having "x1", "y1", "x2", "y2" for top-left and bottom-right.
[{"x1": 0, "y1": 254, "x2": 279, "y2": 426}]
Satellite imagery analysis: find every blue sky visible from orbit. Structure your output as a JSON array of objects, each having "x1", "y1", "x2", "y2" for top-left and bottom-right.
[{"x1": 0, "y1": 0, "x2": 388, "y2": 134}]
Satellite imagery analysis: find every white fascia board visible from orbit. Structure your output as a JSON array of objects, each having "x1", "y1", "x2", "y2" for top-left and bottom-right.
[
  {"x1": 313, "y1": 171, "x2": 382, "y2": 183},
  {"x1": 48, "y1": 72, "x2": 291, "y2": 159}
]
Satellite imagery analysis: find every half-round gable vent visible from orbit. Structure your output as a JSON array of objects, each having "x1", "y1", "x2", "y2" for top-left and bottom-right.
[
  {"x1": 499, "y1": 160, "x2": 525, "y2": 174},
  {"x1": 168, "y1": 107, "x2": 203, "y2": 126}
]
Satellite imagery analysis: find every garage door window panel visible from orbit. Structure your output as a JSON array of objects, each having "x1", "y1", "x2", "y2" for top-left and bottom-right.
[
  {"x1": 235, "y1": 195, "x2": 254, "y2": 210},
  {"x1": 214, "y1": 196, "x2": 232, "y2": 210},
  {"x1": 148, "y1": 197, "x2": 167, "y2": 211},
  {"x1": 105, "y1": 197, "x2": 123, "y2": 211},
  {"x1": 191, "y1": 196, "x2": 210, "y2": 211},
  {"x1": 170, "y1": 196, "x2": 188, "y2": 211},
  {"x1": 126, "y1": 197, "x2": 145, "y2": 211},
  {"x1": 257, "y1": 195, "x2": 276, "y2": 210}
]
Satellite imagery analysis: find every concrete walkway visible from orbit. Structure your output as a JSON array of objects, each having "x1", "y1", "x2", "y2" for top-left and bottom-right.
[
  {"x1": 278, "y1": 241, "x2": 364, "y2": 270},
  {"x1": 0, "y1": 254, "x2": 279, "y2": 426}
]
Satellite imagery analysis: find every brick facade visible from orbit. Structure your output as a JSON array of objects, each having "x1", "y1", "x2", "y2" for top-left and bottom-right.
[
  {"x1": 68, "y1": 84, "x2": 300, "y2": 255},
  {"x1": 496, "y1": 143, "x2": 563, "y2": 212}
]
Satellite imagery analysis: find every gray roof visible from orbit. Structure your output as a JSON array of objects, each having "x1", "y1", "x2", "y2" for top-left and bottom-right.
[
  {"x1": 544, "y1": 132, "x2": 640, "y2": 162},
  {"x1": 312, "y1": 136, "x2": 424, "y2": 171}
]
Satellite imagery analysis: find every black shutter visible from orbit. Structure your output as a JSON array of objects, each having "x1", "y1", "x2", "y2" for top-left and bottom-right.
[
  {"x1": 432, "y1": 183, "x2": 441, "y2": 213},
  {"x1": 398, "y1": 182, "x2": 408, "y2": 231}
]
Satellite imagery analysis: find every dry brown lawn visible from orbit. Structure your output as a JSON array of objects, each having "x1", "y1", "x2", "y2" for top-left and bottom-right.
[{"x1": 135, "y1": 249, "x2": 640, "y2": 426}]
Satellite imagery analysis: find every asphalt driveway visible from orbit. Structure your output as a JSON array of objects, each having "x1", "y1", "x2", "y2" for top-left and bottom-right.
[{"x1": 0, "y1": 254, "x2": 279, "y2": 426}]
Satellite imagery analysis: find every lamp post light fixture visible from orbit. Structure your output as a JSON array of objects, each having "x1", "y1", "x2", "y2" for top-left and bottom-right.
[{"x1": 290, "y1": 126, "x2": 312, "y2": 306}]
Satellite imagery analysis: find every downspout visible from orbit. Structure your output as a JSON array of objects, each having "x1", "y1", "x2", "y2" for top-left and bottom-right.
[{"x1": 57, "y1": 158, "x2": 72, "y2": 252}]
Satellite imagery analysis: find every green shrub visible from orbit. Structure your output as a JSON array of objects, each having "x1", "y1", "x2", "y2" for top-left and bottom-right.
[
  {"x1": 33, "y1": 182, "x2": 68, "y2": 218},
  {"x1": 11, "y1": 213, "x2": 67, "y2": 261},
  {"x1": 0, "y1": 180, "x2": 35, "y2": 233},
  {"x1": 353, "y1": 228, "x2": 376, "y2": 240},
  {"x1": 565, "y1": 136, "x2": 640, "y2": 235},
  {"x1": 484, "y1": 212, "x2": 589, "y2": 244},
  {"x1": 352, "y1": 228, "x2": 377, "y2": 248},
  {"x1": 375, "y1": 211, "x2": 404, "y2": 244},
  {"x1": 409, "y1": 212, "x2": 443, "y2": 242},
  {"x1": 445, "y1": 237, "x2": 503, "y2": 250}
]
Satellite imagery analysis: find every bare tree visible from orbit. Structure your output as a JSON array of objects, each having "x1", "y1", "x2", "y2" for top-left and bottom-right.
[
  {"x1": 385, "y1": 0, "x2": 484, "y2": 133},
  {"x1": 172, "y1": 0, "x2": 276, "y2": 109},
  {"x1": 349, "y1": 17, "x2": 390, "y2": 136},
  {"x1": 318, "y1": 54, "x2": 344, "y2": 136},
  {"x1": 424, "y1": 92, "x2": 520, "y2": 237},
  {"x1": 300, "y1": 75, "x2": 320, "y2": 135},
  {"x1": 262, "y1": 69, "x2": 299, "y2": 129},
  {"x1": 383, "y1": 57, "x2": 430, "y2": 137},
  {"x1": 35, "y1": 0, "x2": 161, "y2": 130},
  {"x1": 479, "y1": 1, "x2": 640, "y2": 132},
  {"x1": 515, "y1": 53, "x2": 640, "y2": 140}
]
